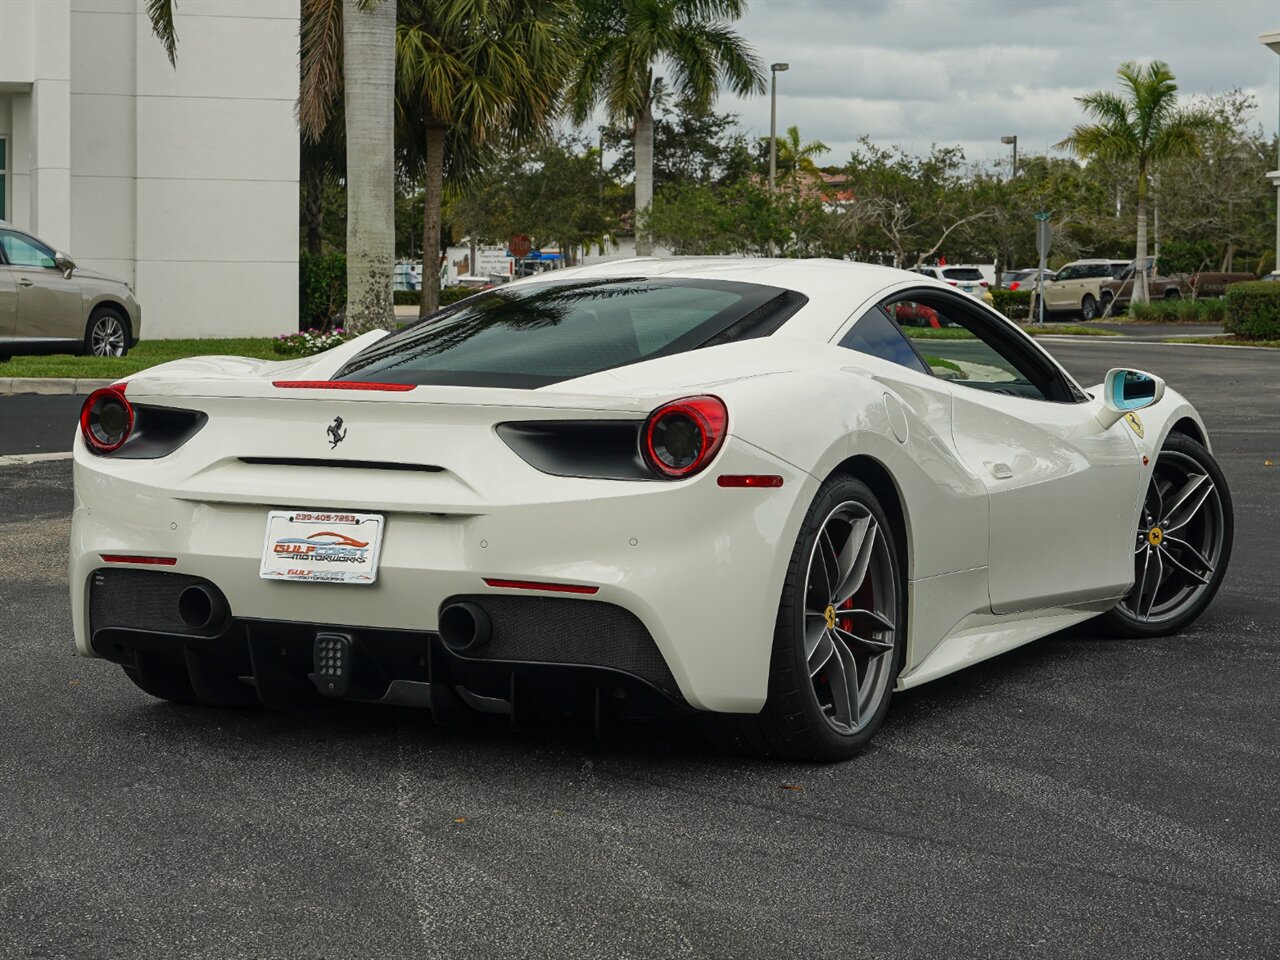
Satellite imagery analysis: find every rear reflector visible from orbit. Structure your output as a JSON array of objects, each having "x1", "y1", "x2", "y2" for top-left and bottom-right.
[
  {"x1": 483, "y1": 578, "x2": 599, "y2": 595},
  {"x1": 273, "y1": 380, "x2": 415, "y2": 391},
  {"x1": 100, "y1": 554, "x2": 177, "y2": 566},
  {"x1": 717, "y1": 474, "x2": 784, "y2": 488}
]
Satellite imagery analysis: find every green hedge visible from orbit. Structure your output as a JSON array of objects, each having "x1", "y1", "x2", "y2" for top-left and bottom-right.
[
  {"x1": 298, "y1": 252, "x2": 345, "y2": 331},
  {"x1": 990, "y1": 288, "x2": 1031, "y2": 320},
  {"x1": 1129, "y1": 298, "x2": 1228, "y2": 324},
  {"x1": 1224, "y1": 281, "x2": 1280, "y2": 339}
]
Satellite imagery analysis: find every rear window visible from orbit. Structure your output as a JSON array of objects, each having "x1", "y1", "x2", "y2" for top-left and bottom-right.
[
  {"x1": 941, "y1": 267, "x2": 984, "y2": 282},
  {"x1": 335, "y1": 277, "x2": 801, "y2": 388}
]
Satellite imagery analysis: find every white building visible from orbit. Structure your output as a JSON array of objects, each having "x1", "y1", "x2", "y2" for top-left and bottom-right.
[{"x1": 0, "y1": 0, "x2": 299, "y2": 338}]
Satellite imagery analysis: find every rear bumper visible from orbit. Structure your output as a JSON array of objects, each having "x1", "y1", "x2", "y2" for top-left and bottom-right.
[
  {"x1": 87, "y1": 568, "x2": 688, "y2": 719},
  {"x1": 71, "y1": 435, "x2": 818, "y2": 712}
]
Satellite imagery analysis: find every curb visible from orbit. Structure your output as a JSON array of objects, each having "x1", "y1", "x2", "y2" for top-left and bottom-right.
[
  {"x1": 0, "y1": 451, "x2": 74, "y2": 466},
  {"x1": 0, "y1": 377, "x2": 114, "y2": 396}
]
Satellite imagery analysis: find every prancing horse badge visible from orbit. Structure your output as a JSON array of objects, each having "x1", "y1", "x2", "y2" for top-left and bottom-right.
[{"x1": 327, "y1": 416, "x2": 347, "y2": 448}]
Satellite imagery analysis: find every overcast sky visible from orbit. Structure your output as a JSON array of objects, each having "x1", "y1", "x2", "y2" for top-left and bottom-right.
[{"x1": 697, "y1": 0, "x2": 1280, "y2": 169}]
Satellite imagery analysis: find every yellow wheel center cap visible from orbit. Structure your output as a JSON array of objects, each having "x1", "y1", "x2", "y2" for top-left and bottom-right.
[
  {"x1": 824, "y1": 605, "x2": 838, "y2": 630},
  {"x1": 1147, "y1": 527, "x2": 1164, "y2": 547}
]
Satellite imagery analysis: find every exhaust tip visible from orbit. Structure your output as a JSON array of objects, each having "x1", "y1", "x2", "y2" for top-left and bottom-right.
[
  {"x1": 178, "y1": 584, "x2": 228, "y2": 632},
  {"x1": 439, "y1": 602, "x2": 492, "y2": 654}
]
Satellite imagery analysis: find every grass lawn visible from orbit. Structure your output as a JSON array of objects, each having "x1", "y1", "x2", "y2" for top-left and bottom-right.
[
  {"x1": 1163, "y1": 336, "x2": 1280, "y2": 348},
  {"x1": 0, "y1": 338, "x2": 283, "y2": 378}
]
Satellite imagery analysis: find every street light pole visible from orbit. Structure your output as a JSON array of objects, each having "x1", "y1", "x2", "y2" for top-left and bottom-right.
[
  {"x1": 768, "y1": 62, "x2": 789, "y2": 258},
  {"x1": 1001, "y1": 135, "x2": 1018, "y2": 179}
]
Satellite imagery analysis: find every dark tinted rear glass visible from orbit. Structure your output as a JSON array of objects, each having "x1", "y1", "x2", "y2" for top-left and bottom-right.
[
  {"x1": 336, "y1": 277, "x2": 797, "y2": 388},
  {"x1": 942, "y1": 267, "x2": 984, "y2": 281}
]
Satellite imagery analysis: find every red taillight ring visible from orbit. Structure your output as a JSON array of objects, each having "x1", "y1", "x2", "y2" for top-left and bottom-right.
[
  {"x1": 79, "y1": 387, "x2": 134, "y2": 454},
  {"x1": 641, "y1": 395, "x2": 728, "y2": 480}
]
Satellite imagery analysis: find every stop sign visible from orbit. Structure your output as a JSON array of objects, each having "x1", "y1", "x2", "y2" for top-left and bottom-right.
[{"x1": 509, "y1": 234, "x2": 532, "y2": 258}]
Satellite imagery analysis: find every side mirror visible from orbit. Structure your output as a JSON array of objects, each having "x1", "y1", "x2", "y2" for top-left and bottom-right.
[
  {"x1": 54, "y1": 251, "x2": 76, "y2": 279},
  {"x1": 1097, "y1": 367, "x2": 1165, "y2": 429}
]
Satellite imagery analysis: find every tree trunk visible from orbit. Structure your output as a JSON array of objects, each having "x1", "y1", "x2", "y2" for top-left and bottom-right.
[
  {"x1": 1220, "y1": 242, "x2": 1235, "y2": 272},
  {"x1": 1133, "y1": 170, "x2": 1149, "y2": 305},
  {"x1": 303, "y1": 170, "x2": 324, "y2": 255},
  {"x1": 634, "y1": 101, "x2": 655, "y2": 257},
  {"x1": 419, "y1": 122, "x2": 447, "y2": 318},
  {"x1": 342, "y1": 0, "x2": 396, "y2": 332}
]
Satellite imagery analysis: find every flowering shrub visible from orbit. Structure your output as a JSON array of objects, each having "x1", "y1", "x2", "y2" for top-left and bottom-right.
[{"x1": 272, "y1": 328, "x2": 353, "y2": 357}]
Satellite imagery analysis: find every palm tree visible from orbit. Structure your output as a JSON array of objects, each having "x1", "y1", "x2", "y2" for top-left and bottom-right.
[
  {"x1": 396, "y1": 0, "x2": 573, "y2": 316},
  {"x1": 151, "y1": 0, "x2": 398, "y2": 332},
  {"x1": 568, "y1": 0, "x2": 764, "y2": 256},
  {"x1": 1057, "y1": 61, "x2": 1214, "y2": 305},
  {"x1": 759, "y1": 125, "x2": 829, "y2": 188}
]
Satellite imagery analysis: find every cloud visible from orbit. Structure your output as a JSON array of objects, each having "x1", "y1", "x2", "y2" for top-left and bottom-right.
[{"x1": 708, "y1": 0, "x2": 1280, "y2": 162}]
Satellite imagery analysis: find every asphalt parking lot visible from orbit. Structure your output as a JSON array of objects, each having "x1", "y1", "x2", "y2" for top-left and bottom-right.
[{"x1": 1, "y1": 340, "x2": 1277, "y2": 959}]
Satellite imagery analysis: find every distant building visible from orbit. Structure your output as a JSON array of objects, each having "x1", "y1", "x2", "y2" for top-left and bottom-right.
[{"x1": 0, "y1": 0, "x2": 299, "y2": 338}]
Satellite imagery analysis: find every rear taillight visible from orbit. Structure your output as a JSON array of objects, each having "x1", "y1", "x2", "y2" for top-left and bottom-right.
[
  {"x1": 1009, "y1": 281, "x2": 1021, "y2": 291},
  {"x1": 80, "y1": 387, "x2": 134, "y2": 453},
  {"x1": 947, "y1": 280, "x2": 958, "y2": 286},
  {"x1": 641, "y1": 395, "x2": 727, "y2": 479},
  {"x1": 979, "y1": 280, "x2": 989, "y2": 287}
]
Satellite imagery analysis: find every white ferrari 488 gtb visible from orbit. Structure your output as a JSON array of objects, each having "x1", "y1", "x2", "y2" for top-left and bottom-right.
[{"x1": 71, "y1": 259, "x2": 1233, "y2": 760}]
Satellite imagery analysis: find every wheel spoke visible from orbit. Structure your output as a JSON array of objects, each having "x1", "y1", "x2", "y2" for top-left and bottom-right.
[
  {"x1": 1163, "y1": 474, "x2": 1213, "y2": 533},
  {"x1": 1139, "y1": 549, "x2": 1165, "y2": 619},
  {"x1": 1160, "y1": 546, "x2": 1210, "y2": 586},
  {"x1": 816, "y1": 528, "x2": 839, "y2": 598},
  {"x1": 833, "y1": 518, "x2": 877, "y2": 606},
  {"x1": 1164, "y1": 534, "x2": 1215, "y2": 578},
  {"x1": 808, "y1": 628, "x2": 835, "y2": 677},
  {"x1": 839, "y1": 608, "x2": 894, "y2": 634},
  {"x1": 833, "y1": 624, "x2": 893, "y2": 655},
  {"x1": 827, "y1": 631, "x2": 861, "y2": 730}
]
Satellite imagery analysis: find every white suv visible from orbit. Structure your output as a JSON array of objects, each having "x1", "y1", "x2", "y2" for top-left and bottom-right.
[{"x1": 911, "y1": 265, "x2": 989, "y2": 299}]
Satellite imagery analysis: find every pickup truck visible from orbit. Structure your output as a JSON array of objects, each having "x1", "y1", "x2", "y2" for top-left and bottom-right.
[{"x1": 1100, "y1": 263, "x2": 1255, "y2": 313}]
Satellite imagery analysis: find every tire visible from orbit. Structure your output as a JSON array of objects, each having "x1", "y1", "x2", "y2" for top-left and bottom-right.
[
  {"x1": 714, "y1": 476, "x2": 905, "y2": 761},
  {"x1": 1080, "y1": 294, "x2": 1099, "y2": 321},
  {"x1": 1099, "y1": 292, "x2": 1114, "y2": 316},
  {"x1": 84, "y1": 307, "x2": 130, "y2": 357},
  {"x1": 1164, "y1": 289, "x2": 1180, "y2": 301},
  {"x1": 1102, "y1": 433, "x2": 1233, "y2": 638}
]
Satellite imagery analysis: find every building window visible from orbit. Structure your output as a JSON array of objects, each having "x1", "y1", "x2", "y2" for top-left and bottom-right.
[{"x1": 0, "y1": 137, "x2": 7, "y2": 220}]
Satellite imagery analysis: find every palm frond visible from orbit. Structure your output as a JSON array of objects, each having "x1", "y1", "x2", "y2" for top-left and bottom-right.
[
  {"x1": 145, "y1": 0, "x2": 178, "y2": 67},
  {"x1": 298, "y1": 0, "x2": 345, "y2": 140}
]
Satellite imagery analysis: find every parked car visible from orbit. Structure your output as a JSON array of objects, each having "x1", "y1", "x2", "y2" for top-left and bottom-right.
[
  {"x1": 1036, "y1": 259, "x2": 1129, "y2": 320},
  {"x1": 1002, "y1": 268, "x2": 1056, "y2": 291},
  {"x1": 1101, "y1": 261, "x2": 1256, "y2": 314},
  {"x1": 911, "y1": 265, "x2": 989, "y2": 299},
  {"x1": 70, "y1": 258, "x2": 1232, "y2": 760},
  {"x1": 1099, "y1": 260, "x2": 1184, "y2": 313},
  {"x1": 0, "y1": 221, "x2": 141, "y2": 359}
]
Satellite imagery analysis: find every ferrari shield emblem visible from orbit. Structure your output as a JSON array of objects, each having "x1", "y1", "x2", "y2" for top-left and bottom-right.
[{"x1": 1124, "y1": 412, "x2": 1144, "y2": 438}]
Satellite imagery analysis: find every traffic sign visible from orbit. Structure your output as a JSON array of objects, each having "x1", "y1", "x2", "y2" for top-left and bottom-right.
[{"x1": 509, "y1": 234, "x2": 532, "y2": 259}]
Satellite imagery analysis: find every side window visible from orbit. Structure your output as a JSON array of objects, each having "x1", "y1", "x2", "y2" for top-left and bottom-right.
[
  {"x1": 888, "y1": 296, "x2": 1051, "y2": 401},
  {"x1": 838, "y1": 306, "x2": 929, "y2": 375},
  {"x1": 0, "y1": 231, "x2": 56, "y2": 269},
  {"x1": 1054, "y1": 265, "x2": 1078, "y2": 281}
]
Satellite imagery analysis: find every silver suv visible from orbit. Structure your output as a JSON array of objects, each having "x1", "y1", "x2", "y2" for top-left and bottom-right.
[{"x1": 0, "y1": 222, "x2": 142, "y2": 360}]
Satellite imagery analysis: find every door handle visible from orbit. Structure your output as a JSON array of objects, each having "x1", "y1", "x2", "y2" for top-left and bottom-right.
[
  {"x1": 988, "y1": 461, "x2": 1014, "y2": 480},
  {"x1": 17, "y1": 278, "x2": 34, "y2": 287}
]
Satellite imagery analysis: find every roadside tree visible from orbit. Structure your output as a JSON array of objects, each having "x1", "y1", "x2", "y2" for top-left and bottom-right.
[
  {"x1": 568, "y1": 0, "x2": 764, "y2": 256},
  {"x1": 1058, "y1": 61, "x2": 1214, "y2": 304}
]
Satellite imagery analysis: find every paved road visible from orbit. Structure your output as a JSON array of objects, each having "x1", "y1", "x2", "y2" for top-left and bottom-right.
[{"x1": 1, "y1": 342, "x2": 1277, "y2": 959}]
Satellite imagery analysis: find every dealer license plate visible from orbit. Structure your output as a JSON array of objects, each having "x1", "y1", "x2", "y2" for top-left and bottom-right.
[{"x1": 259, "y1": 510, "x2": 385, "y2": 585}]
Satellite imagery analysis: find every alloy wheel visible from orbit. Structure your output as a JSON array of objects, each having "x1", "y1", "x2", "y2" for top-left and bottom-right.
[
  {"x1": 1121, "y1": 450, "x2": 1225, "y2": 624},
  {"x1": 91, "y1": 315, "x2": 127, "y2": 357},
  {"x1": 802, "y1": 501, "x2": 897, "y2": 734}
]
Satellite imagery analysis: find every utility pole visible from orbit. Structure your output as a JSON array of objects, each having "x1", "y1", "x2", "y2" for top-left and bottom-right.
[
  {"x1": 1001, "y1": 135, "x2": 1018, "y2": 179},
  {"x1": 768, "y1": 62, "x2": 788, "y2": 257}
]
